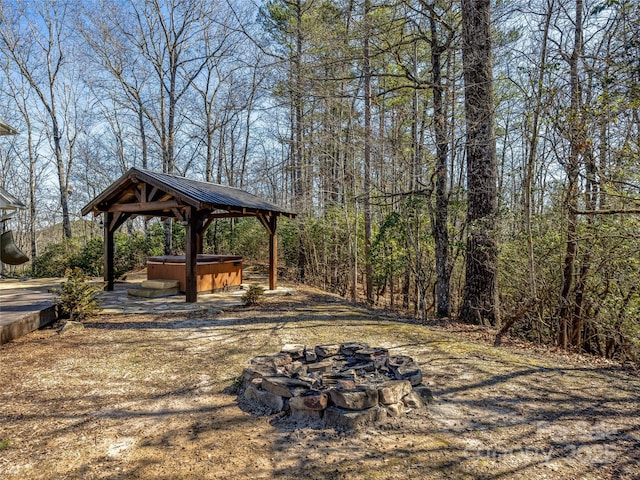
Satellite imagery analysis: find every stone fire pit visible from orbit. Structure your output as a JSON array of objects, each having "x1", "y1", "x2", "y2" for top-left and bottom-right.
[{"x1": 239, "y1": 343, "x2": 433, "y2": 429}]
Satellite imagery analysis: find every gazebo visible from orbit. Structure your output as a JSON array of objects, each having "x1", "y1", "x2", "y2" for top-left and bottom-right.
[{"x1": 82, "y1": 167, "x2": 296, "y2": 302}]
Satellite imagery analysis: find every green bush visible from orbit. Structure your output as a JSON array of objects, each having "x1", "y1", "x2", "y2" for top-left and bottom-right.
[
  {"x1": 74, "y1": 237, "x2": 104, "y2": 276},
  {"x1": 51, "y1": 268, "x2": 102, "y2": 321},
  {"x1": 201, "y1": 219, "x2": 233, "y2": 254},
  {"x1": 146, "y1": 220, "x2": 187, "y2": 255},
  {"x1": 33, "y1": 236, "x2": 109, "y2": 278},
  {"x1": 232, "y1": 218, "x2": 268, "y2": 260},
  {"x1": 32, "y1": 239, "x2": 81, "y2": 277},
  {"x1": 113, "y1": 232, "x2": 152, "y2": 277},
  {"x1": 198, "y1": 218, "x2": 268, "y2": 259},
  {"x1": 278, "y1": 217, "x2": 300, "y2": 267},
  {"x1": 242, "y1": 284, "x2": 265, "y2": 306},
  {"x1": 32, "y1": 228, "x2": 161, "y2": 279}
]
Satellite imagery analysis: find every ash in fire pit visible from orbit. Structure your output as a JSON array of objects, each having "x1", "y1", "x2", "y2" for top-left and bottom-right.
[{"x1": 239, "y1": 343, "x2": 433, "y2": 429}]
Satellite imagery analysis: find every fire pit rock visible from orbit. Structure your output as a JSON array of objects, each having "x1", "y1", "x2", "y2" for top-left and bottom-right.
[{"x1": 239, "y1": 343, "x2": 433, "y2": 429}]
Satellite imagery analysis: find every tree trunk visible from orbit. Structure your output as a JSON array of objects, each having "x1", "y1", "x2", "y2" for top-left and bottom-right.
[
  {"x1": 363, "y1": 0, "x2": 373, "y2": 304},
  {"x1": 525, "y1": 0, "x2": 554, "y2": 335},
  {"x1": 430, "y1": 15, "x2": 451, "y2": 319},
  {"x1": 292, "y1": 0, "x2": 307, "y2": 283},
  {"x1": 558, "y1": 0, "x2": 584, "y2": 348},
  {"x1": 26, "y1": 117, "x2": 37, "y2": 268},
  {"x1": 52, "y1": 106, "x2": 72, "y2": 239},
  {"x1": 459, "y1": 0, "x2": 499, "y2": 326}
]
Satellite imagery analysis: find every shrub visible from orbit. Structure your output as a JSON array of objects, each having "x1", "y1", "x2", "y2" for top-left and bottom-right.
[
  {"x1": 113, "y1": 232, "x2": 152, "y2": 277},
  {"x1": 278, "y1": 217, "x2": 300, "y2": 268},
  {"x1": 32, "y1": 239, "x2": 80, "y2": 277},
  {"x1": 242, "y1": 284, "x2": 265, "y2": 306},
  {"x1": 232, "y1": 218, "x2": 268, "y2": 260},
  {"x1": 74, "y1": 237, "x2": 104, "y2": 277},
  {"x1": 51, "y1": 268, "x2": 102, "y2": 321},
  {"x1": 32, "y1": 231, "x2": 157, "y2": 279}
]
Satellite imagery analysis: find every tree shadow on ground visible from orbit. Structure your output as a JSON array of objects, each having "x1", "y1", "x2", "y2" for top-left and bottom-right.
[{"x1": 2, "y1": 286, "x2": 639, "y2": 479}]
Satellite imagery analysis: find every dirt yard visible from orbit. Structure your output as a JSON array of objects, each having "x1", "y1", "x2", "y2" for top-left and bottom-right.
[{"x1": 1, "y1": 285, "x2": 638, "y2": 479}]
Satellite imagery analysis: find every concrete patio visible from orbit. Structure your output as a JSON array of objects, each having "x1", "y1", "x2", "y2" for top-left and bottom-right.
[{"x1": 0, "y1": 278, "x2": 60, "y2": 345}]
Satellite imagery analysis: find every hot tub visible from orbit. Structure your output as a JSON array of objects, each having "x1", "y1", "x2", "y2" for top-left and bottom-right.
[{"x1": 147, "y1": 255, "x2": 243, "y2": 293}]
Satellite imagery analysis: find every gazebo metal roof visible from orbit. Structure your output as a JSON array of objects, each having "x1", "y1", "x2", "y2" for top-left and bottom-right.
[{"x1": 82, "y1": 167, "x2": 295, "y2": 219}]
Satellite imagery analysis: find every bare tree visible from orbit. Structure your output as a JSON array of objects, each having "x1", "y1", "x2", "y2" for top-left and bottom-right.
[
  {"x1": 91, "y1": 0, "x2": 219, "y2": 252},
  {"x1": 190, "y1": 25, "x2": 238, "y2": 183},
  {"x1": 0, "y1": 0, "x2": 77, "y2": 238},
  {"x1": 524, "y1": 0, "x2": 554, "y2": 335},
  {"x1": 2, "y1": 59, "x2": 45, "y2": 267},
  {"x1": 78, "y1": 4, "x2": 154, "y2": 174}
]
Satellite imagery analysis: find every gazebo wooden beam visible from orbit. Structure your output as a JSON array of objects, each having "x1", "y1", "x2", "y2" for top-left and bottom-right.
[
  {"x1": 206, "y1": 208, "x2": 258, "y2": 218},
  {"x1": 109, "y1": 200, "x2": 180, "y2": 213}
]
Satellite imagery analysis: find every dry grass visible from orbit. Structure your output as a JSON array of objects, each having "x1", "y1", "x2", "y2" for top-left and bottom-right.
[{"x1": 0, "y1": 285, "x2": 638, "y2": 479}]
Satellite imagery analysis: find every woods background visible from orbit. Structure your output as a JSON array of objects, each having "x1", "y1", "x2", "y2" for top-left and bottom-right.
[{"x1": 0, "y1": 0, "x2": 638, "y2": 362}]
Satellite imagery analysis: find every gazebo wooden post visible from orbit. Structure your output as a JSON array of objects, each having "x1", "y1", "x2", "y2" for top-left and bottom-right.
[
  {"x1": 269, "y1": 215, "x2": 278, "y2": 290},
  {"x1": 185, "y1": 207, "x2": 198, "y2": 303},
  {"x1": 104, "y1": 211, "x2": 115, "y2": 291},
  {"x1": 196, "y1": 231, "x2": 204, "y2": 255}
]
